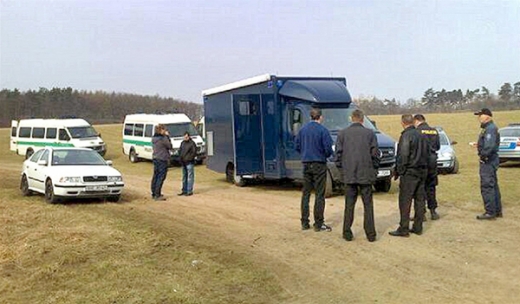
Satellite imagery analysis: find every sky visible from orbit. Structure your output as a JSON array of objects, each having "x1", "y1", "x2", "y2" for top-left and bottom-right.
[{"x1": 1, "y1": 0, "x2": 519, "y2": 104}]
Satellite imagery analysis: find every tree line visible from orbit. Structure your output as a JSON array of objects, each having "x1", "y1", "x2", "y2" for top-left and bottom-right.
[
  {"x1": 356, "y1": 81, "x2": 520, "y2": 115},
  {"x1": 0, "y1": 88, "x2": 203, "y2": 127}
]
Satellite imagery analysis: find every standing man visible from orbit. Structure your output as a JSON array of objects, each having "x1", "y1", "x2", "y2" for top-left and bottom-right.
[
  {"x1": 295, "y1": 108, "x2": 334, "y2": 232},
  {"x1": 389, "y1": 114, "x2": 428, "y2": 237},
  {"x1": 474, "y1": 108, "x2": 502, "y2": 219},
  {"x1": 335, "y1": 109, "x2": 379, "y2": 242},
  {"x1": 414, "y1": 114, "x2": 441, "y2": 220},
  {"x1": 178, "y1": 131, "x2": 197, "y2": 196},
  {"x1": 151, "y1": 124, "x2": 172, "y2": 201}
]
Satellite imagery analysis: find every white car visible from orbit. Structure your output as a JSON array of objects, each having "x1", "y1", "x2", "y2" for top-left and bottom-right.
[{"x1": 20, "y1": 147, "x2": 124, "y2": 203}]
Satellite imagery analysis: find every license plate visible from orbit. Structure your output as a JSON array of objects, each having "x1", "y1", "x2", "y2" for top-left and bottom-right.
[
  {"x1": 499, "y1": 142, "x2": 515, "y2": 150},
  {"x1": 86, "y1": 185, "x2": 108, "y2": 191},
  {"x1": 377, "y1": 170, "x2": 391, "y2": 177}
]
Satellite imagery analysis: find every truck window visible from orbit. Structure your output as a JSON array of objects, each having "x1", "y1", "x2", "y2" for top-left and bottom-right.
[
  {"x1": 59, "y1": 129, "x2": 70, "y2": 141},
  {"x1": 134, "y1": 124, "x2": 144, "y2": 137},
  {"x1": 32, "y1": 127, "x2": 45, "y2": 139},
  {"x1": 124, "y1": 124, "x2": 134, "y2": 136},
  {"x1": 46, "y1": 128, "x2": 57, "y2": 139},
  {"x1": 290, "y1": 109, "x2": 303, "y2": 135},
  {"x1": 19, "y1": 127, "x2": 31, "y2": 138},
  {"x1": 144, "y1": 124, "x2": 153, "y2": 137}
]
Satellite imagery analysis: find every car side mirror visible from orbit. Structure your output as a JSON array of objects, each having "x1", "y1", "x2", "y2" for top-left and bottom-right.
[
  {"x1": 98, "y1": 133, "x2": 102, "y2": 138},
  {"x1": 451, "y1": 141, "x2": 458, "y2": 145},
  {"x1": 106, "y1": 160, "x2": 113, "y2": 166},
  {"x1": 369, "y1": 119, "x2": 377, "y2": 128},
  {"x1": 37, "y1": 159, "x2": 48, "y2": 166}
]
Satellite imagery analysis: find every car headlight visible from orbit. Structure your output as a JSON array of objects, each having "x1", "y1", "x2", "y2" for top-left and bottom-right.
[
  {"x1": 440, "y1": 152, "x2": 454, "y2": 158},
  {"x1": 108, "y1": 176, "x2": 123, "y2": 182},
  {"x1": 59, "y1": 176, "x2": 82, "y2": 183}
]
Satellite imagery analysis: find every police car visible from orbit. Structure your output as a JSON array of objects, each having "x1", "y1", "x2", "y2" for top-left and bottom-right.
[
  {"x1": 435, "y1": 127, "x2": 459, "y2": 174},
  {"x1": 498, "y1": 123, "x2": 520, "y2": 163}
]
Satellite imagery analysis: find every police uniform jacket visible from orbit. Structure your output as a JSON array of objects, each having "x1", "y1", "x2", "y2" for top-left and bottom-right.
[
  {"x1": 396, "y1": 126, "x2": 428, "y2": 176},
  {"x1": 478, "y1": 121, "x2": 500, "y2": 163},
  {"x1": 416, "y1": 122, "x2": 440, "y2": 169},
  {"x1": 335, "y1": 123, "x2": 380, "y2": 184}
]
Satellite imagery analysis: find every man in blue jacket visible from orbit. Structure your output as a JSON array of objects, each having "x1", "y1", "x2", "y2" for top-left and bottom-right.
[
  {"x1": 474, "y1": 108, "x2": 502, "y2": 220},
  {"x1": 296, "y1": 108, "x2": 334, "y2": 232}
]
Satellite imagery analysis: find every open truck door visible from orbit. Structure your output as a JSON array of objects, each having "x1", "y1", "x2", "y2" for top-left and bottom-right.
[{"x1": 10, "y1": 120, "x2": 18, "y2": 152}]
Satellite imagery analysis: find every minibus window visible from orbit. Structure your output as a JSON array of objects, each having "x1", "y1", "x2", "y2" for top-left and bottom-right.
[
  {"x1": 33, "y1": 127, "x2": 45, "y2": 139},
  {"x1": 134, "y1": 124, "x2": 144, "y2": 137},
  {"x1": 19, "y1": 127, "x2": 31, "y2": 138},
  {"x1": 144, "y1": 124, "x2": 153, "y2": 137},
  {"x1": 46, "y1": 128, "x2": 57, "y2": 139},
  {"x1": 59, "y1": 129, "x2": 70, "y2": 141},
  {"x1": 11, "y1": 127, "x2": 16, "y2": 137},
  {"x1": 68, "y1": 126, "x2": 98, "y2": 138},
  {"x1": 124, "y1": 124, "x2": 134, "y2": 136}
]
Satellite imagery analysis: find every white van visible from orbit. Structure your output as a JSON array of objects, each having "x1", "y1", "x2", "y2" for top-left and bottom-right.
[
  {"x1": 122, "y1": 113, "x2": 206, "y2": 164},
  {"x1": 10, "y1": 118, "x2": 106, "y2": 158}
]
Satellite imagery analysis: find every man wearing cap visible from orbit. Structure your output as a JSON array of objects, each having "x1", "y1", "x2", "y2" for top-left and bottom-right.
[
  {"x1": 414, "y1": 114, "x2": 441, "y2": 220},
  {"x1": 474, "y1": 108, "x2": 502, "y2": 220}
]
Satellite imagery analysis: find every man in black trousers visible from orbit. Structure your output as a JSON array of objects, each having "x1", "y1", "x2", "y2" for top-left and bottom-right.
[
  {"x1": 389, "y1": 114, "x2": 428, "y2": 237},
  {"x1": 414, "y1": 114, "x2": 440, "y2": 220},
  {"x1": 335, "y1": 109, "x2": 379, "y2": 242}
]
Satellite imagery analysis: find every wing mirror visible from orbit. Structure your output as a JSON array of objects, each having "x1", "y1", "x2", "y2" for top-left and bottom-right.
[
  {"x1": 37, "y1": 159, "x2": 48, "y2": 166},
  {"x1": 451, "y1": 141, "x2": 458, "y2": 145},
  {"x1": 106, "y1": 160, "x2": 113, "y2": 166}
]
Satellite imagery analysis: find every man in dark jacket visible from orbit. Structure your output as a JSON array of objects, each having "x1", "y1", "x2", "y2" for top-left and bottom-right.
[
  {"x1": 335, "y1": 109, "x2": 379, "y2": 242},
  {"x1": 389, "y1": 114, "x2": 428, "y2": 237},
  {"x1": 414, "y1": 114, "x2": 441, "y2": 220},
  {"x1": 151, "y1": 124, "x2": 173, "y2": 201},
  {"x1": 473, "y1": 108, "x2": 502, "y2": 220},
  {"x1": 295, "y1": 108, "x2": 334, "y2": 232},
  {"x1": 178, "y1": 131, "x2": 197, "y2": 196}
]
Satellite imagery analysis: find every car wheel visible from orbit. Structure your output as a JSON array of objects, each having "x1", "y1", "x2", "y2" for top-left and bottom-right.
[
  {"x1": 20, "y1": 174, "x2": 33, "y2": 196},
  {"x1": 374, "y1": 179, "x2": 392, "y2": 192},
  {"x1": 25, "y1": 149, "x2": 34, "y2": 160},
  {"x1": 107, "y1": 195, "x2": 121, "y2": 202},
  {"x1": 45, "y1": 179, "x2": 59, "y2": 204},
  {"x1": 450, "y1": 158, "x2": 459, "y2": 174},
  {"x1": 129, "y1": 149, "x2": 139, "y2": 163}
]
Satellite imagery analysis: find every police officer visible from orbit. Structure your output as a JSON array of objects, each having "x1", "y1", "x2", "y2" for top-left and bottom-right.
[
  {"x1": 389, "y1": 114, "x2": 428, "y2": 237},
  {"x1": 335, "y1": 109, "x2": 379, "y2": 242},
  {"x1": 473, "y1": 108, "x2": 502, "y2": 220},
  {"x1": 414, "y1": 114, "x2": 440, "y2": 220},
  {"x1": 295, "y1": 108, "x2": 334, "y2": 232}
]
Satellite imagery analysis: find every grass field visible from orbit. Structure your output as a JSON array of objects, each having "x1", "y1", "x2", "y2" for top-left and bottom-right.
[{"x1": 1, "y1": 110, "x2": 519, "y2": 303}]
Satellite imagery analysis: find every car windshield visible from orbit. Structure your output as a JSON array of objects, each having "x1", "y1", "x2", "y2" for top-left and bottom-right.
[
  {"x1": 52, "y1": 149, "x2": 107, "y2": 166},
  {"x1": 500, "y1": 129, "x2": 520, "y2": 137},
  {"x1": 164, "y1": 123, "x2": 198, "y2": 137},
  {"x1": 67, "y1": 126, "x2": 98, "y2": 139},
  {"x1": 439, "y1": 133, "x2": 450, "y2": 146},
  {"x1": 320, "y1": 108, "x2": 377, "y2": 131}
]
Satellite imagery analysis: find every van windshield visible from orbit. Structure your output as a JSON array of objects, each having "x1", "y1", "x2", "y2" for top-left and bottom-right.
[
  {"x1": 164, "y1": 123, "x2": 199, "y2": 138},
  {"x1": 67, "y1": 126, "x2": 98, "y2": 139},
  {"x1": 320, "y1": 108, "x2": 377, "y2": 131}
]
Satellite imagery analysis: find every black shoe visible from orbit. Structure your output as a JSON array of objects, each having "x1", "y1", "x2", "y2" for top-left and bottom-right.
[
  {"x1": 410, "y1": 229, "x2": 423, "y2": 235},
  {"x1": 343, "y1": 230, "x2": 353, "y2": 241},
  {"x1": 186, "y1": 192, "x2": 193, "y2": 196},
  {"x1": 367, "y1": 235, "x2": 376, "y2": 242},
  {"x1": 388, "y1": 230, "x2": 410, "y2": 237},
  {"x1": 430, "y1": 209, "x2": 440, "y2": 220},
  {"x1": 177, "y1": 192, "x2": 186, "y2": 196},
  {"x1": 301, "y1": 223, "x2": 311, "y2": 230},
  {"x1": 496, "y1": 212, "x2": 503, "y2": 218},
  {"x1": 476, "y1": 213, "x2": 496, "y2": 220},
  {"x1": 314, "y1": 224, "x2": 332, "y2": 232},
  {"x1": 154, "y1": 195, "x2": 166, "y2": 201}
]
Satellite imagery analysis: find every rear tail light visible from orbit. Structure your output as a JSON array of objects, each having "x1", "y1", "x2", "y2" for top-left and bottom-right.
[{"x1": 517, "y1": 138, "x2": 520, "y2": 146}]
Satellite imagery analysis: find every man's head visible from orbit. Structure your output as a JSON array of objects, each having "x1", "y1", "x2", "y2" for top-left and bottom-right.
[
  {"x1": 474, "y1": 108, "x2": 492, "y2": 124},
  {"x1": 155, "y1": 124, "x2": 167, "y2": 135},
  {"x1": 413, "y1": 114, "x2": 426, "y2": 127},
  {"x1": 401, "y1": 114, "x2": 414, "y2": 129},
  {"x1": 183, "y1": 131, "x2": 190, "y2": 141},
  {"x1": 351, "y1": 109, "x2": 364, "y2": 123},
  {"x1": 310, "y1": 108, "x2": 323, "y2": 123}
]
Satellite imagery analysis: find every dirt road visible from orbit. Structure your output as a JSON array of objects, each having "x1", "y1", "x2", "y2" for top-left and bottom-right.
[{"x1": 118, "y1": 166, "x2": 520, "y2": 304}]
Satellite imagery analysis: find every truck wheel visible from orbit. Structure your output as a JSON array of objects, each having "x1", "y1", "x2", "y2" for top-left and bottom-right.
[
  {"x1": 226, "y1": 163, "x2": 246, "y2": 187},
  {"x1": 25, "y1": 149, "x2": 34, "y2": 159},
  {"x1": 129, "y1": 149, "x2": 139, "y2": 163},
  {"x1": 324, "y1": 170, "x2": 334, "y2": 198},
  {"x1": 106, "y1": 195, "x2": 121, "y2": 202},
  {"x1": 374, "y1": 179, "x2": 391, "y2": 192}
]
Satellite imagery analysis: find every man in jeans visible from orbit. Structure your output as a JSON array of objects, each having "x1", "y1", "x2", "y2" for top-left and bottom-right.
[
  {"x1": 151, "y1": 124, "x2": 172, "y2": 201},
  {"x1": 295, "y1": 108, "x2": 334, "y2": 232},
  {"x1": 178, "y1": 132, "x2": 197, "y2": 196}
]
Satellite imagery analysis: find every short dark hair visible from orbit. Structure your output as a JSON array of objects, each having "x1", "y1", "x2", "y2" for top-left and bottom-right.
[
  {"x1": 413, "y1": 114, "x2": 426, "y2": 122},
  {"x1": 155, "y1": 124, "x2": 165, "y2": 133},
  {"x1": 351, "y1": 109, "x2": 364, "y2": 122},
  {"x1": 401, "y1": 114, "x2": 414, "y2": 125},
  {"x1": 184, "y1": 131, "x2": 190, "y2": 137},
  {"x1": 310, "y1": 108, "x2": 322, "y2": 121}
]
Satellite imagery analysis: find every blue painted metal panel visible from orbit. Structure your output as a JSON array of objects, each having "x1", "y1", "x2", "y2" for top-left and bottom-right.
[
  {"x1": 233, "y1": 94, "x2": 263, "y2": 175},
  {"x1": 278, "y1": 79, "x2": 352, "y2": 104},
  {"x1": 260, "y1": 94, "x2": 282, "y2": 178}
]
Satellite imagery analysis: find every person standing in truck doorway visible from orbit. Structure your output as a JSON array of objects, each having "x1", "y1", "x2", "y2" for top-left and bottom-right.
[
  {"x1": 335, "y1": 109, "x2": 379, "y2": 242},
  {"x1": 151, "y1": 124, "x2": 173, "y2": 201},
  {"x1": 178, "y1": 131, "x2": 197, "y2": 196},
  {"x1": 414, "y1": 114, "x2": 441, "y2": 220},
  {"x1": 295, "y1": 108, "x2": 334, "y2": 232}
]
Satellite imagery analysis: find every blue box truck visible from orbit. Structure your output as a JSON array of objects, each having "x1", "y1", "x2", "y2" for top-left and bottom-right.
[{"x1": 202, "y1": 74, "x2": 396, "y2": 196}]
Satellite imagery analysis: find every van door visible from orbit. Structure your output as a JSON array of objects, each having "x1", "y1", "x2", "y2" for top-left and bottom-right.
[
  {"x1": 284, "y1": 103, "x2": 306, "y2": 179},
  {"x1": 232, "y1": 94, "x2": 263, "y2": 176},
  {"x1": 10, "y1": 120, "x2": 18, "y2": 152},
  {"x1": 260, "y1": 94, "x2": 281, "y2": 178}
]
